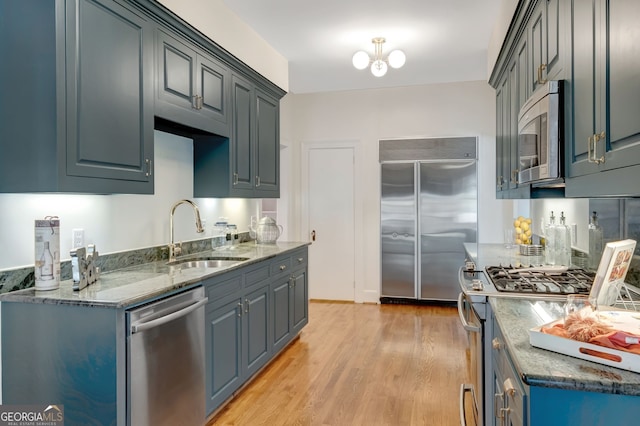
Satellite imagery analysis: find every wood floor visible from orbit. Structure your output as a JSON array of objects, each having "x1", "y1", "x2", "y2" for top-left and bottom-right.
[{"x1": 207, "y1": 301, "x2": 470, "y2": 425}]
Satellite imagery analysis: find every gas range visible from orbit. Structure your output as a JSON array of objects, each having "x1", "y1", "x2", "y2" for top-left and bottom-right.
[
  {"x1": 458, "y1": 264, "x2": 595, "y2": 302},
  {"x1": 484, "y1": 265, "x2": 595, "y2": 296}
]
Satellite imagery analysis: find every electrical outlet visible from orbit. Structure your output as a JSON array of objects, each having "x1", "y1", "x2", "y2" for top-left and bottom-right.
[{"x1": 72, "y1": 228, "x2": 84, "y2": 249}]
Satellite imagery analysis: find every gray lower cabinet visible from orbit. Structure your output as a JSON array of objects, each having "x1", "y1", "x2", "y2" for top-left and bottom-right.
[
  {"x1": 1, "y1": 302, "x2": 125, "y2": 424},
  {"x1": 204, "y1": 247, "x2": 309, "y2": 416},
  {"x1": 566, "y1": 0, "x2": 640, "y2": 197},
  {"x1": 491, "y1": 313, "x2": 640, "y2": 425},
  {"x1": 0, "y1": 0, "x2": 154, "y2": 194},
  {"x1": 155, "y1": 28, "x2": 230, "y2": 137}
]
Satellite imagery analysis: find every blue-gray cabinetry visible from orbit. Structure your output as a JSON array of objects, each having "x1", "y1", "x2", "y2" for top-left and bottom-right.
[
  {"x1": 272, "y1": 249, "x2": 309, "y2": 353},
  {"x1": 491, "y1": 308, "x2": 640, "y2": 426},
  {"x1": 0, "y1": 0, "x2": 154, "y2": 194},
  {"x1": 155, "y1": 28, "x2": 230, "y2": 137},
  {"x1": 565, "y1": 0, "x2": 640, "y2": 197},
  {"x1": 1, "y1": 302, "x2": 124, "y2": 424},
  {"x1": 204, "y1": 246, "x2": 308, "y2": 416},
  {"x1": 193, "y1": 75, "x2": 280, "y2": 198}
]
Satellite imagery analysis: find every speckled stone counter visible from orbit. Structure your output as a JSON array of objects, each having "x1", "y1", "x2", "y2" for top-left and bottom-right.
[
  {"x1": 491, "y1": 297, "x2": 640, "y2": 396},
  {"x1": 0, "y1": 241, "x2": 309, "y2": 308}
]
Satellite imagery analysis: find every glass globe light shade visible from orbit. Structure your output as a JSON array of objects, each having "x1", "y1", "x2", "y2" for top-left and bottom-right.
[
  {"x1": 388, "y1": 50, "x2": 406, "y2": 69},
  {"x1": 371, "y1": 59, "x2": 388, "y2": 77},
  {"x1": 352, "y1": 51, "x2": 370, "y2": 70}
]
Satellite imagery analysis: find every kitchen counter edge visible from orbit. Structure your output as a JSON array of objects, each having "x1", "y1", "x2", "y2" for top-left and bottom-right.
[{"x1": 0, "y1": 242, "x2": 310, "y2": 309}]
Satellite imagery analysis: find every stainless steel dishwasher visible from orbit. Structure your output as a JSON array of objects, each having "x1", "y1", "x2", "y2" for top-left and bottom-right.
[{"x1": 127, "y1": 287, "x2": 208, "y2": 426}]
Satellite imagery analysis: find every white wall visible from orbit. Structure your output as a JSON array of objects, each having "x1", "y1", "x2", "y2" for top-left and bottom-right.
[
  {"x1": 487, "y1": 0, "x2": 520, "y2": 78},
  {"x1": 281, "y1": 80, "x2": 509, "y2": 302},
  {"x1": 0, "y1": 131, "x2": 260, "y2": 270},
  {"x1": 157, "y1": 0, "x2": 289, "y2": 91}
]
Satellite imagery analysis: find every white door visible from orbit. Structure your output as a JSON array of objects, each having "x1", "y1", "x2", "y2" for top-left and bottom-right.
[{"x1": 308, "y1": 146, "x2": 355, "y2": 301}]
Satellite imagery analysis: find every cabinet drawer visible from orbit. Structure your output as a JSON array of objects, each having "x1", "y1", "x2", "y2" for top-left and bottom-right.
[
  {"x1": 270, "y1": 256, "x2": 292, "y2": 277},
  {"x1": 205, "y1": 272, "x2": 242, "y2": 301},
  {"x1": 245, "y1": 262, "x2": 270, "y2": 288},
  {"x1": 291, "y1": 250, "x2": 307, "y2": 269},
  {"x1": 492, "y1": 319, "x2": 526, "y2": 426}
]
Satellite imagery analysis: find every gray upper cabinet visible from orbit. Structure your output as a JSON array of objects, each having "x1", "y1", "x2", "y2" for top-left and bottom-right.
[
  {"x1": 529, "y1": 0, "x2": 563, "y2": 93},
  {"x1": 0, "y1": 0, "x2": 154, "y2": 194},
  {"x1": 155, "y1": 28, "x2": 230, "y2": 137},
  {"x1": 193, "y1": 74, "x2": 280, "y2": 198},
  {"x1": 566, "y1": 0, "x2": 640, "y2": 197}
]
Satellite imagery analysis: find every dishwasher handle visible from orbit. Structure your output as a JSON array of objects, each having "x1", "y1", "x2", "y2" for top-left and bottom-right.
[{"x1": 131, "y1": 297, "x2": 208, "y2": 334}]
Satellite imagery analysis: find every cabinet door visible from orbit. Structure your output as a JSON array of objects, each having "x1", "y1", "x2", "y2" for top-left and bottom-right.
[
  {"x1": 568, "y1": 0, "x2": 598, "y2": 178},
  {"x1": 529, "y1": 0, "x2": 547, "y2": 93},
  {"x1": 197, "y1": 54, "x2": 229, "y2": 134},
  {"x1": 272, "y1": 277, "x2": 292, "y2": 352},
  {"x1": 603, "y1": 0, "x2": 640, "y2": 172},
  {"x1": 495, "y1": 78, "x2": 506, "y2": 196},
  {"x1": 242, "y1": 284, "x2": 270, "y2": 377},
  {"x1": 156, "y1": 30, "x2": 197, "y2": 116},
  {"x1": 291, "y1": 268, "x2": 308, "y2": 333},
  {"x1": 546, "y1": 0, "x2": 562, "y2": 78},
  {"x1": 231, "y1": 75, "x2": 255, "y2": 193},
  {"x1": 254, "y1": 90, "x2": 280, "y2": 197},
  {"x1": 65, "y1": 0, "x2": 153, "y2": 188},
  {"x1": 205, "y1": 297, "x2": 242, "y2": 414}
]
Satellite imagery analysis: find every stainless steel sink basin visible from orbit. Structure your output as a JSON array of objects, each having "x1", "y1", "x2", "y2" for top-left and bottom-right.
[{"x1": 167, "y1": 256, "x2": 249, "y2": 269}]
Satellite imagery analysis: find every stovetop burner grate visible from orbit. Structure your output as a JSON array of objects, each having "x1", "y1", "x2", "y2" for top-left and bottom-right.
[{"x1": 485, "y1": 265, "x2": 595, "y2": 295}]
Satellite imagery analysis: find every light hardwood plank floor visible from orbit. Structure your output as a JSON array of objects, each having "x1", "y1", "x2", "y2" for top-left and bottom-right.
[{"x1": 207, "y1": 301, "x2": 470, "y2": 425}]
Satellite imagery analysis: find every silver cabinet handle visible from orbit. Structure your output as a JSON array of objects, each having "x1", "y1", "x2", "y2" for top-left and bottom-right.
[
  {"x1": 457, "y1": 292, "x2": 480, "y2": 332},
  {"x1": 244, "y1": 298, "x2": 249, "y2": 313},
  {"x1": 233, "y1": 172, "x2": 239, "y2": 185},
  {"x1": 131, "y1": 298, "x2": 208, "y2": 333},
  {"x1": 145, "y1": 159, "x2": 153, "y2": 177},
  {"x1": 279, "y1": 265, "x2": 287, "y2": 271},
  {"x1": 297, "y1": 257, "x2": 304, "y2": 263},
  {"x1": 255, "y1": 176, "x2": 261, "y2": 187},
  {"x1": 588, "y1": 132, "x2": 605, "y2": 164},
  {"x1": 537, "y1": 63, "x2": 547, "y2": 84},
  {"x1": 237, "y1": 302, "x2": 243, "y2": 317}
]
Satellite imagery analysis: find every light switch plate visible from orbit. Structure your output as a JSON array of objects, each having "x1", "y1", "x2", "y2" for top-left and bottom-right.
[{"x1": 72, "y1": 228, "x2": 84, "y2": 249}]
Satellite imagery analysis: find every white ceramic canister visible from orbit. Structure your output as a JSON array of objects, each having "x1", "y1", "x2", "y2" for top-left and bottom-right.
[{"x1": 35, "y1": 217, "x2": 61, "y2": 290}]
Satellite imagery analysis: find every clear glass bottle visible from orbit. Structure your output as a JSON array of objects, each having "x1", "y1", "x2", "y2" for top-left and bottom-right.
[
  {"x1": 588, "y1": 211, "x2": 604, "y2": 270},
  {"x1": 544, "y1": 211, "x2": 556, "y2": 265},
  {"x1": 555, "y1": 212, "x2": 572, "y2": 266}
]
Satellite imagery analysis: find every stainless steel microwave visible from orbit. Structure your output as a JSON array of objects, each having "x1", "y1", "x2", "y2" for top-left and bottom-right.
[{"x1": 517, "y1": 80, "x2": 562, "y2": 184}]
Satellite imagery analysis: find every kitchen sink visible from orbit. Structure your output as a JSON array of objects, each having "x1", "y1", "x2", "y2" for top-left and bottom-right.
[{"x1": 167, "y1": 256, "x2": 250, "y2": 269}]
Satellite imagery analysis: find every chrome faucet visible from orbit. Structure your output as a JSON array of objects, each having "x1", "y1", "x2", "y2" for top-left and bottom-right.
[{"x1": 169, "y1": 199, "x2": 205, "y2": 262}]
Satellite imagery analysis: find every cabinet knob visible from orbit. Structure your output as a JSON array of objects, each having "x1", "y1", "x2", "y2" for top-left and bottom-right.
[
  {"x1": 492, "y1": 338, "x2": 502, "y2": 350},
  {"x1": 297, "y1": 257, "x2": 304, "y2": 263},
  {"x1": 279, "y1": 265, "x2": 287, "y2": 271}
]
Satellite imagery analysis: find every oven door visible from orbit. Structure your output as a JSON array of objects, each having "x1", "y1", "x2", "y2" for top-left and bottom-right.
[{"x1": 458, "y1": 292, "x2": 483, "y2": 426}]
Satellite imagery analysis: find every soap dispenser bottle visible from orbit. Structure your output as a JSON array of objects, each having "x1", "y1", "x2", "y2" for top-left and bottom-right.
[
  {"x1": 544, "y1": 211, "x2": 556, "y2": 265},
  {"x1": 588, "y1": 211, "x2": 604, "y2": 270},
  {"x1": 555, "y1": 212, "x2": 572, "y2": 266}
]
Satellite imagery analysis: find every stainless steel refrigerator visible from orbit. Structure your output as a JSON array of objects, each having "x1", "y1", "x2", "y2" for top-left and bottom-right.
[{"x1": 380, "y1": 137, "x2": 478, "y2": 301}]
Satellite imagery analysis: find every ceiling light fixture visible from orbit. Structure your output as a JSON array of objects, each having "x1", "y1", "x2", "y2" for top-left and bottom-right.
[{"x1": 352, "y1": 37, "x2": 406, "y2": 77}]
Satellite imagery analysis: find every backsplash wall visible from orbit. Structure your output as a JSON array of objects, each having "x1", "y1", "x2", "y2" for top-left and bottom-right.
[{"x1": 0, "y1": 130, "x2": 261, "y2": 271}]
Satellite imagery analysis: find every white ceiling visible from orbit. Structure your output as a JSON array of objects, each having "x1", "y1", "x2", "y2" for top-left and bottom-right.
[{"x1": 223, "y1": 0, "x2": 504, "y2": 94}]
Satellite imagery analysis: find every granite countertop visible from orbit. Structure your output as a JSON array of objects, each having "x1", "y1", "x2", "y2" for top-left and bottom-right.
[
  {"x1": 491, "y1": 297, "x2": 640, "y2": 396},
  {"x1": 0, "y1": 241, "x2": 309, "y2": 309}
]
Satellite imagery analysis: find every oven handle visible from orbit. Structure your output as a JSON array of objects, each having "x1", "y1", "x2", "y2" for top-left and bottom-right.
[
  {"x1": 457, "y1": 292, "x2": 480, "y2": 333},
  {"x1": 459, "y1": 383, "x2": 478, "y2": 426},
  {"x1": 131, "y1": 297, "x2": 208, "y2": 334}
]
